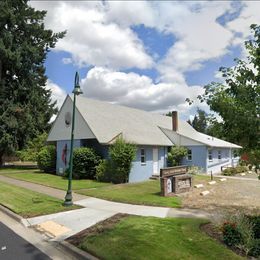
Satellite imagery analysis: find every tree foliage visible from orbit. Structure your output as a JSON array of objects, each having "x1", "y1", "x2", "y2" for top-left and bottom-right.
[
  {"x1": 16, "y1": 132, "x2": 47, "y2": 161},
  {"x1": 187, "y1": 108, "x2": 208, "y2": 133},
  {"x1": 72, "y1": 147, "x2": 101, "y2": 179},
  {"x1": 37, "y1": 145, "x2": 56, "y2": 173},
  {"x1": 167, "y1": 146, "x2": 188, "y2": 167},
  {"x1": 0, "y1": 0, "x2": 65, "y2": 164},
  {"x1": 198, "y1": 24, "x2": 260, "y2": 150},
  {"x1": 96, "y1": 138, "x2": 137, "y2": 183}
]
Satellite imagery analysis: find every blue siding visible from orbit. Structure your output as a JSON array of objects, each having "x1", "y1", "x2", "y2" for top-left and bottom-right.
[
  {"x1": 129, "y1": 146, "x2": 153, "y2": 182},
  {"x1": 81, "y1": 139, "x2": 109, "y2": 158},
  {"x1": 207, "y1": 147, "x2": 231, "y2": 174},
  {"x1": 56, "y1": 139, "x2": 81, "y2": 175},
  {"x1": 182, "y1": 146, "x2": 207, "y2": 173},
  {"x1": 129, "y1": 146, "x2": 168, "y2": 182}
]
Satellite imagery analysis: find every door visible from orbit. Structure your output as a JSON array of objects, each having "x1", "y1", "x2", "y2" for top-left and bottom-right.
[{"x1": 153, "y1": 148, "x2": 159, "y2": 175}]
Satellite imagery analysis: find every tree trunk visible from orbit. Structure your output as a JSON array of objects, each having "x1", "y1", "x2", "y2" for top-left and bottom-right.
[
  {"x1": 0, "y1": 153, "x2": 3, "y2": 167},
  {"x1": 0, "y1": 59, "x2": 2, "y2": 81}
]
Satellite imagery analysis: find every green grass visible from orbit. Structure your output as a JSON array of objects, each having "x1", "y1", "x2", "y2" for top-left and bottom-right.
[
  {"x1": 0, "y1": 181, "x2": 80, "y2": 218},
  {"x1": 193, "y1": 174, "x2": 211, "y2": 182},
  {"x1": 1, "y1": 170, "x2": 111, "y2": 190},
  {"x1": 77, "y1": 180, "x2": 181, "y2": 208},
  {"x1": 78, "y1": 216, "x2": 242, "y2": 260}
]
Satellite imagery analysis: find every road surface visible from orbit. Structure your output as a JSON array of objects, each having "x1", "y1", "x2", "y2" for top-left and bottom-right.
[{"x1": 0, "y1": 221, "x2": 50, "y2": 260}]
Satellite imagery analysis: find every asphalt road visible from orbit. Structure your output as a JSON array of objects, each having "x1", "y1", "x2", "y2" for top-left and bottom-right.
[{"x1": 0, "y1": 222, "x2": 50, "y2": 260}]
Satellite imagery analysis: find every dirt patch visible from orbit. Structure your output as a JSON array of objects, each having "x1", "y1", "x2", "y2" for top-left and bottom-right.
[
  {"x1": 66, "y1": 213, "x2": 129, "y2": 246},
  {"x1": 180, "y1": 178, "x2": 260, "y2": 215}
]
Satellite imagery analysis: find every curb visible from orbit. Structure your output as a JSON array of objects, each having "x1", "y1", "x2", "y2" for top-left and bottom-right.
[
  {"x1": 0, "y1": 204, "x2": 23, "y2": 223},
  {"x1": 0, "y1": 205, "x2": 98, "y2": 259},
  {"x1": 57, "y1": 241, "x2": 99, "y2": 260}
]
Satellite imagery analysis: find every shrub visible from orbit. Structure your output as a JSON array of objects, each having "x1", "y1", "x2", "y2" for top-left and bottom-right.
[
  {"x1": 223, "y1": 166, "x2": 248, "y2": 176},
  {"x1": 72, "y1": 147, "x2": 101, "y2": 179},
  {"x1": 108, "y1": 138, "x2": 137, "y2": 184},
  {"x1": 95, "y1": 160, "x2": 111, "y2": 182},
  {"x1": 222, "y1": 222, "x2": 242, "y2": 247},
  {"x1": 187, "y1": 166, "x2": 200, "y2": 175},
  {"x1": 17, "y1": 132, "x2": 48, "y2": 162},
  {"x1": 223, "y1": 168, "x2": 236, "y2": 176},
  {"x1": 167, "y1": 146, "x2": 188, "y2": 166},
  {"x1": 249, "y1": 239, "x2": 260, "y2": 258},
  {"x1": 235, "y1": 166, "x2": 247, "y2": 173},
  {"x1": 221, "y1": 213, "x2": 260, "y2": 257},
  {"x1": 96, "y1": 138, "x2": 136, "y2": 184},
  {"x1": 37, "y1": 145, "x2": 56, "y2": 173}
]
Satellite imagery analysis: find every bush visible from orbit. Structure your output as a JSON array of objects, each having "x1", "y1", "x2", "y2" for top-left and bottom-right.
[
  {"x1": 37, "y1": 145, "x2": 56, "y2": 173},
  {"x1": 236, "y1": 166, "x2": 247, "y2": 173},
  {"x1": 96, "y1": 138, "x2": 136, "y2": 184},
  {"x1": 108, "y1": 138, "x2": 137, "y2": 184},
  {"x1": 249, "y1": 239, "x2": 260, "y2": 258},
  {"x1": 95, "y1": 160, "x2": 111, "y2": 182},
  {"x1": 72, "y1": 147, "x2": 101, "y2": 179},
  {"x1": 221, "y1": 213, "x2": 260, "y2": 257},
  {"x1": 222, "y1": 222, "x2": 242, "y2": 247},
  {"x1": 167, "y1": 146, "x2": 188, "y2": 166},
  {"x1": 17, "y1": 132, "x2": 48, "y2": 162},
  {"x1": 223, "y1": 168, "x2": 236, "y2": 176},
  {"x1": 223, "y1": 166, "x2": 248, "y2": 176}
]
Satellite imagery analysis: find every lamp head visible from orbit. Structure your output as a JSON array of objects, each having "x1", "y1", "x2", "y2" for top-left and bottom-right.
[{"x1": 73, "y1": 71, "x2": 83, "y2": 95}]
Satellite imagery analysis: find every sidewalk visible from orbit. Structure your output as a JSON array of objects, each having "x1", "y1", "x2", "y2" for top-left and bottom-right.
[
  {"x1": 0, "y1": 175, "x2": 210, "y2": 241},
  {"x1": 214, "y1": 175, "x2": 258, "y2": 181}
]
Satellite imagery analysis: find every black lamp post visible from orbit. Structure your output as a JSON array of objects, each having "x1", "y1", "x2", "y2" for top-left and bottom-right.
[{"x1": 64, "y1": 72, "x2": 83, "y2": 206}]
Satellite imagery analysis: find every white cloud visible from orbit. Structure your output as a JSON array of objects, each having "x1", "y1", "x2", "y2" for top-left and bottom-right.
[
  {"x1": 81, "y1": 67, "x2": 204, "y2": 116},
  {"x1": 30, "y1": 1, "x2": 153, "y2": 70},
  {"x1": 30, "y1": 1, "x2": 259, "y2": 119},
  {"x1": 227, "y1": 1, "x2": 260, "y2": 45},
  {"x1": 157, "y1": 2, "x2": 234, "y2": 82},
  {"x1": 45, "y1": 80, "x2": 66, "y2": 109}
]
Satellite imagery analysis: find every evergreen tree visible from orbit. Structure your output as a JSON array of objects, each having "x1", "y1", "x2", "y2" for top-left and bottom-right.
[
  {"x1": 0, "y1": 0, "x2": 65, "y2": 164},
  {"x1": 188, "y1": 109, "x2": 208, "y2": 133}
]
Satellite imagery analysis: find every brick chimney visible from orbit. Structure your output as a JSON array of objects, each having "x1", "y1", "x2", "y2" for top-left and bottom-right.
[{"x1": 172, "y1": 111, "x2": 178, "y2": 132}]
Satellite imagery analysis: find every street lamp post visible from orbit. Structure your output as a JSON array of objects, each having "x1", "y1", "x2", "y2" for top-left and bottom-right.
[{"x1": 64, "y1": 72, "x2": 83, "y2": 206}]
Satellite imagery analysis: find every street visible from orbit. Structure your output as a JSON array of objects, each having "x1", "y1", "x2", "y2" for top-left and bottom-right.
[{"x1": 0, "y1": 222, "x2": 50, "y2": 260}]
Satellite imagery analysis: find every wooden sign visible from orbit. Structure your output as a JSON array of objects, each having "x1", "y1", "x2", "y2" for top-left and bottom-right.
[
  {"x1": 160, "y1": 165, "x2": 188, "y2": 177},
  {"x1": 160, "y1": 166, "x2": 192, "y2": 196}
]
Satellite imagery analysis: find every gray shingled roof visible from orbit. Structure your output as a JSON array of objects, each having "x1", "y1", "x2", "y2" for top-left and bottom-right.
[{"x1": 74, "y1": 96, "x2": 242, "y2": 148}]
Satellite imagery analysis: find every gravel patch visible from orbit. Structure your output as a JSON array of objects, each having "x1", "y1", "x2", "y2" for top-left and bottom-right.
[{"x1": 180, "y1": 178, "x2": 260, "y2": 215}]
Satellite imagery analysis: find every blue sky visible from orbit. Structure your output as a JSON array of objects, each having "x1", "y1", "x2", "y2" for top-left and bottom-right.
[{"x1": 32, "y1": 1, "x2": 259, "y2": 118}]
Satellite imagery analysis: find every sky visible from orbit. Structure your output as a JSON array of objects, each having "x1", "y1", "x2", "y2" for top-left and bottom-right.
[{"x1": 30, "y1": 1, "x2": 260, "y2": 120}]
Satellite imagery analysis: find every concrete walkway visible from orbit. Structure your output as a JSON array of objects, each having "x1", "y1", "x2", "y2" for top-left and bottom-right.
[
  {"x1": 214, "y1": 175, "x2": 258, "y2": 181},
  {"x1": 0, "y1": 175, "x2": 210, "y2": 241}
]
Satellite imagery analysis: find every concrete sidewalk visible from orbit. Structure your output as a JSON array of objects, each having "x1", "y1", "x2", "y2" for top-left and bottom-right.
[
  {"x1": 214, "y1": 175, "x2": 258, "y2": 181},
  {"x1": 0, "y1": 174, "x2": 210, "y2": 241}
]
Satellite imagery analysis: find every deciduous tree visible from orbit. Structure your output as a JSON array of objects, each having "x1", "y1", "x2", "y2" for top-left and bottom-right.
[{"x1": 198, "y1": 24, "x2": 260, "y2": 150}]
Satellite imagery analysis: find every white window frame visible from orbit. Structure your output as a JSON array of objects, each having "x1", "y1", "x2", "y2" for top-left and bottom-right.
[
  {"x1": 141, "y1": 148, "x2": 146, "y2": 165},
  {"x1": 208, "y1": 149, "x2": 213, "y2": 162},
  {"x1": 187, "y1": 149, "x2": 192, "y2": 161},
  {"x1": 218, "y1": 150, "x2": 222, "y2": 160}
]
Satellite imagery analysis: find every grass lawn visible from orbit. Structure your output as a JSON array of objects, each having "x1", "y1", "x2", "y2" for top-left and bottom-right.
[
  {"x1": 75, "y1": 216, "x2": 242, "y2": 260},
  {"x1": 0, "y1": 181, "x2": 80, "y2": 218},
  {"x1": 77, "y1": 180, "x2": 181, "y2": 208},
  {"x1": 1, "y1": 169, "x2": 111, "y2": 190}
]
